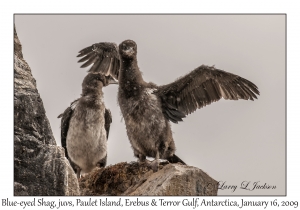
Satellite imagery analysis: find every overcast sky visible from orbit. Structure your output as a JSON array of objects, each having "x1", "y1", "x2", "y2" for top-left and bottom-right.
[{"x1": 14, "y1": 15, "x2": 285, "y2": 195}]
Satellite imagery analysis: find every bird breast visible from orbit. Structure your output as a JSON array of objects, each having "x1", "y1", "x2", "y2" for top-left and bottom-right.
[
  {"x1": 119, "y1": 88, "x2": 167, "y2": 155},
  {"x1": 66, "y1": 102, "x2": 107, "y2": 173}
]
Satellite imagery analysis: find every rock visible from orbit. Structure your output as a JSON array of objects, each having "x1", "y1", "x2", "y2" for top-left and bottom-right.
[
  {"x1": 79, "y1": 162, "x2": 218, "y2": 196},
  {"x1": 14, "y1": 26, "x2": 80, "y2": 196}
]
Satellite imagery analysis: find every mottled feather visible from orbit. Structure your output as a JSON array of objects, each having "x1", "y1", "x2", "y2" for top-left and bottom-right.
[
  {"x1": 77, "y1": 42, "x2": 120, "y2": 80},
  {"x1": 154, "y1": 65, "x2": 259, "y2": 122},
  {"x1": 58, "y1": 99, "x2": 79, "y2": 160}
]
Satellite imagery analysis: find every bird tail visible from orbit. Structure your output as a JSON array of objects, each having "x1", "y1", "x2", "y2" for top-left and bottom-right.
[{"x1": 167, "y1": 154, "x2": 186, "y2": 165}]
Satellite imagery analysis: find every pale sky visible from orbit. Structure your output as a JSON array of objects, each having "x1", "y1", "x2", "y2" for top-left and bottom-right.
[{"x1": 14, "y1": 15, "x2": 285, "y2": 195}]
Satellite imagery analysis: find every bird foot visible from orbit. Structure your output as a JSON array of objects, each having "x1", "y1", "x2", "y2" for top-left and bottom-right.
[
  {"x1": 137, "y1": 159, "x2": 150, "y2": 166},
  {"x1": 150, "y1": 159, "x2": 160, "y2": 172},
  {"x1": 137, "y1": 159, "x2": 160, "y2": 172},
  {"x1": 96, "y1": 163, "x2": 105, "y2": 168}
]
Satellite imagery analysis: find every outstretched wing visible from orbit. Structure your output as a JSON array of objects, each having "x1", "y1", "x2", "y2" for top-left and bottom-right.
[
  {"x1": 154, "y1": 65, "x2": 260, "y2": 123},
  {"x1": 57, "y1": 99, "x2": 79, "y2": 159},
  {"x1": 77, "y1": 42, "x2": 120, "y2": 80},
  {"x1": 104, "y1": 108, "x2": 112, "y2": 139}
]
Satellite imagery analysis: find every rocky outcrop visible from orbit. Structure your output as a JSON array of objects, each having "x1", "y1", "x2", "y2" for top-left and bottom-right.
[
  {"x1": 79, "y1": 162, "x2": 218, "y2": 196},
  {"x1": 14, "y1": 26, "x2": 80, "y2": 196}
]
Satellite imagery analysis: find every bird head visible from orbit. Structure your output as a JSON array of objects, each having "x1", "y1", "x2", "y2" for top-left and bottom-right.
[
  {"x1": 119, "y1": 40, "x2": 137, "y2": 59},
  {"x1": 82, "y1": 73, "x2": 118, "y2": 91}
]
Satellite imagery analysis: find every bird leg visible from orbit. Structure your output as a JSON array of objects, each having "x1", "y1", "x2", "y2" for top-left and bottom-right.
[
  {"x1": 138, "y1": 154, "x2": 151, "y2": 164},
  {"x1": 137, "y1": 153, "x2": 160, "y2": 172},
  {"x1": 68, "y1": 158, "x2": 82, "y2": 179},
  {"x1": 138, "y1": 154, "x2": 146, "y2": 162},
  {"x1": 74, "y1": 166, "x2": 81, "y2": 179},
  {"x1": 137, "y1": 153, "x2": 153, "y2": 167},
  {"x1": 150, "y1": 151, "x2": 160, "y2": 172}
]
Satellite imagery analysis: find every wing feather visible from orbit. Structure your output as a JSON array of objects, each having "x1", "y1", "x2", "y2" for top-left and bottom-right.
[
  {"x1": 104, "y1": 109, "x2": 112, "y2": 139},
  {"x1": 80, "y1": 54, "x2": 97, "y2": 68},
  {"x1": 155, "y1": 65, "x2": 259, "y2": 122},
  {"x1": 77, "y1": 42, "x2": 120, "y2": 80},
  {"x1": 77, "y1": 46, "x2": 93, "y2": 57},
  {"x1": 98, "y1": 57, "x2": 111, "y2": 75},
  {"x1": 78, "y1": 51, "x2": 96, "y2": 63},
  {"x1": 57, "y1": 99, "x2": 79, "y2": 159},
  {"x1": 88, "y1": 57, "x2": 101, "y2": 73}
]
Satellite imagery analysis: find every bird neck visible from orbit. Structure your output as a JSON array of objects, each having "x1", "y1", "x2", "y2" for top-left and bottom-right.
[
  {"x1": 119, "y1": 57, "x2": 144, "y2": 86},
  {"x1": 81, "y1": 86, "x2": 103, "y2": 99},
  {"x1": 80, "y1": 87, "x2": 104, "y2": 109}
]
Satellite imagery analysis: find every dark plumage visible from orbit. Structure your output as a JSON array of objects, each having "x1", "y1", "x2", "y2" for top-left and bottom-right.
[
  {"x1": 58, "y1": 73, "x2": 115, "y2": 178},
  {"x1": 77, "y1": 42, "x2": 120, "y2": 79},
  {"x1": 77, "y1": 40, "x2": 260, "y2": 171}
]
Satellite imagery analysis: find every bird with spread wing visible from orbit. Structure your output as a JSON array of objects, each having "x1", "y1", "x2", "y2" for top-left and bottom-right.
[{"x1": 77, "y1": 40, "x2": 259, "y2": 172}]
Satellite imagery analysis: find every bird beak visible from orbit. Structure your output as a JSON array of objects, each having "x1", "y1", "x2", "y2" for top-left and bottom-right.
[
  {"x1": 125, "y1": 47, "x2": 134, "y2": 56},
  {"x1": 108, "y1": 76, "x2": 118, "y2": 85}
]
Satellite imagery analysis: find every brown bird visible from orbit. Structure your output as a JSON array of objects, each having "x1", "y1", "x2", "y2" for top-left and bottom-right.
[
  {"x1": 77, "y1": 40, "x2": 259, "y2": 171},
  {"x1": 58, "y1": 73, "x2": 116, "y2": 178}
]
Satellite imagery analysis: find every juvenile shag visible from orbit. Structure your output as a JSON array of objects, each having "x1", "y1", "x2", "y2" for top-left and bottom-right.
[
  {"x1": 77, "y1": 40, "x2": 260, "y2": 171},
  {"x1": 58, "y1": 73, "x2": 116, "y2": 178}
]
